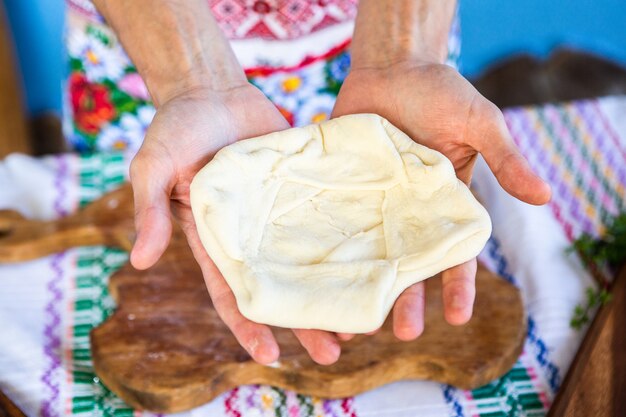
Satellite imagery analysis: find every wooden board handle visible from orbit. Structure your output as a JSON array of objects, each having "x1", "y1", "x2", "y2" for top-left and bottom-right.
[
  {"x1": 0, "y1": 209, "x2": 125, "y2": 262},
  {"x1": 0, "y1": 185, "x2": 135, "y2": 263}
]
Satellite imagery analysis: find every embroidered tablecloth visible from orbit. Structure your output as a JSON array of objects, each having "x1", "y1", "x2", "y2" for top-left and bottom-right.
[{"x1": 1, "y1": 96, "x2": 625, "y2": 416}]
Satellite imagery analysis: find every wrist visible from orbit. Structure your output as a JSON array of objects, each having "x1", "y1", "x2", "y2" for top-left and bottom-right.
[
  {"x1": 350, "y1": 0, "x2": 455, "y2": 70},
  {"x1": 94, "y1": 0, "x2": 248, "y2": 107},
  {"x1": 144, "y1": 66, "x2": 248, "y2": 107},
  {"x1": 350, "y1": 49, "x2": 445, "y2": 71}
]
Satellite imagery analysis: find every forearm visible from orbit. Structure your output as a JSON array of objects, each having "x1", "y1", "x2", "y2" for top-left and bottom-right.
[
  {"x1": 351, "y1": 0, "x2": 456, "y2": 68},
  {"x1": 93, "y1": 0, "x2": 246, "y2": 106}
]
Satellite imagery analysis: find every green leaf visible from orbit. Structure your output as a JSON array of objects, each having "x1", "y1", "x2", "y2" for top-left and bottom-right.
[
  {"x1": 109, "y1": 88, "x2": 140, "y2": 114},
  {"x1": 570, "y1": 213, "x2": 626, "y2": 269},
  {"x1": 70, "y1": 58, "x2": 84, "y2": 72},
  {"x1": 86, "y1": 25, "x2": 112, "y2": 47},
  {"x1": 567, "y1": 213, "x2": 626, "y2": 331},
  {"x1": 599, "y1": 289, "x2": 613, "y2": 305}
]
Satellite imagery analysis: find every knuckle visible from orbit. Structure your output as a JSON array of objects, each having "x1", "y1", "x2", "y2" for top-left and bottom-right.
[
  {"x1": 129, "y1": 155, "x2": 147, "y2": 181},
  {"x1": 471, "y1": 98, "x2": 505, "y2": 130},
  {"x1": 478, "y1": 99, "x2": 501, "y2": 120}
]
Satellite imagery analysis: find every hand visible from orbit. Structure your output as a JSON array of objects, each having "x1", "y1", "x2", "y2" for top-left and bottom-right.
[
  {"x1": 129, "y1": 85, "x2": 343, "y2": 365},
  {"x1": 332, "y1": 61, "x2": 551, "y2": 339}
]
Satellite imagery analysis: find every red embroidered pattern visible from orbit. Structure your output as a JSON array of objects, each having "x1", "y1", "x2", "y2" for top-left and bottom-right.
[
  {"x1": 210, "y1": 0, "x2": 357, "y2": 39},
  {"x1": 67, "y1": 0, "x2": 357, "y2": 40}
]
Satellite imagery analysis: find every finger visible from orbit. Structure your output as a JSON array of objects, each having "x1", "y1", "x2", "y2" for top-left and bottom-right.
[
  {"x1": 183, "y1": 219, "x2": 280, "y2": 364},
  {"x1": 468, "y1": 98, "x2": 551, "y2": 205},
  {"x1": 129, "y1": 153, "x2": 174, "y2": 270},
  {"x1": 336, "y1": 333, "x2": 355, "y2": 341},
  {"x1": 393, "y1": 281, "x2": 425, "y2": 341},
  {"x1": 213, "y1": 287, "x2": 280, "y2": 365},
  {"x1": 442, "y1": 259, "x2": 477, "y2": 326},
  {"x1": 292, "y1": 329, "x2": 341, "y2": 365}
]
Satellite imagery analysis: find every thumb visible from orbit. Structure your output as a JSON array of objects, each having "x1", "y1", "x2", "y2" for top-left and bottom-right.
[
  {"x1": 468, "y1": 98, "x2": 551, "y2": 205},
  {"x1": 128, "y1": 150, "x2": 173, "y2": 270}
]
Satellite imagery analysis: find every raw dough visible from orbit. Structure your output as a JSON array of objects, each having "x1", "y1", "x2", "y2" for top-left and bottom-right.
[{"x1": 190, "y1": 114, "x2": 491, "y2": 333}]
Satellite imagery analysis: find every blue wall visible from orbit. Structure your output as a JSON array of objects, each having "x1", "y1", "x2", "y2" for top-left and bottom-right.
[
  {"x1": 459, "y1": 0, "x2": 626, "y2": 77},
  {"x1": 4, "y1": 0, "x2": 64, "y2": 115},
  {"x1": 5, "y1": 0, "x2": 626, "y2": 115}
]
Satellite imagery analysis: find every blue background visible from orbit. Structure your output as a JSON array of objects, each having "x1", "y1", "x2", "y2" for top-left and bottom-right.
[{"x1": 5, "y1": 0, "x2": 626, "y2": 116}]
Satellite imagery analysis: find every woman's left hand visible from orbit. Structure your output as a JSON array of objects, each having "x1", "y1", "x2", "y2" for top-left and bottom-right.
[{"x1": 332, "y1": 61, "x2": 551, "y2": 340}]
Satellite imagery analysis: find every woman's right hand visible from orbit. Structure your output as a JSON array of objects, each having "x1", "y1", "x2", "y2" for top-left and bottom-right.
[{"x1": 129, "y1": 84, "x2": 344, "y2": 365}]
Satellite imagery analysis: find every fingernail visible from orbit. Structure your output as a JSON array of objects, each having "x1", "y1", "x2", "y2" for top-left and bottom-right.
[
  {"x1": 250, "y1": 336, "x2": 279, "y2": 365},
  {"x1": 451, "y1": 294, "x2": 465, "y2": 310},
  {"x1": 319, "y1": 341, "x2": 340, "y2": 365},
  {"x1": 248, "y1": 337, "x2": 260, "y2": 355}
]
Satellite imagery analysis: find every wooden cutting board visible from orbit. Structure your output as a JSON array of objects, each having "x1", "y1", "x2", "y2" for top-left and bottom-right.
[{"x1": 0, "y1": 185, "x2": 525, "y2": 413}]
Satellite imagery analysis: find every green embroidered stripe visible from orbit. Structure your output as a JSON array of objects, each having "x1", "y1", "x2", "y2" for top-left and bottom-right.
[
  {"x1": 296, "y1": 393, "x2": 315, "y2": 417},
  {"x1": 469, "y1": 361, "x2": 546, "y2": 417},
  {"x1": 70, "y1": 246, "x2": 130, "y2": 416},
  {"x1": 270, "y1": 386, "x2": 288, "y2": 417},
  {"x1": 78, "y1": 153, "x2": 127, "y2": 207},
  {"x1": 69, "y1": 153, "x2": 133, "y2": 416}
]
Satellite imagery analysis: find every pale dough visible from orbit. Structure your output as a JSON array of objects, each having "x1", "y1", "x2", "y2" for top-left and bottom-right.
[{"x1": 190, "y1": 114, "x2": 491, "y2": 333}]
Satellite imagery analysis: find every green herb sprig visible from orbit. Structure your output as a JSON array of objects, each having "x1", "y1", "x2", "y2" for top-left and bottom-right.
[
  {"x1": 568, "y1": 213, "x2": 626, "y2": 330},
  {"x1": 570, "y1": 287, "x2": 613, "y2": 330},
  {"x1": 569, "y1": 213, "x2": 626, "y2": 270}
]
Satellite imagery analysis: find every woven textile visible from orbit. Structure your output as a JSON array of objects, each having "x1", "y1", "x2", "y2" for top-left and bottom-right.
[{"x1": 2, "y1": 96, "x2": 624, "y2": 416}]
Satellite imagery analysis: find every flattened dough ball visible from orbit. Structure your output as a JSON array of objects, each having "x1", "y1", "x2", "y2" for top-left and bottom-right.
[{"x1": 190, "y1": 114, "x2": 491, "y2": 333}]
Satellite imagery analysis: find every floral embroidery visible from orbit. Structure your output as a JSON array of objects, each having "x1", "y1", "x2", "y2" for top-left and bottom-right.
[
  {"x1": 255, "y1": 61, "x2": 327, "y2": 110},
  {"x1": 323, "y1": 51, "x2": 350, "y2": 94},
  {"x1": 97, "y1": 106, "x2": 156, "y2": 153},
  {"x1": 294, "y1": 92, "x2": 335, "y2": 126},
  {"x1": 64, "y1": 5, "x2": 459, "y2": 153},
  {"x1": 66, "y1": 22, "x2": 154, "y2": 153},
  {"x1": 69, "y1": 73, "x2": 116, "y2": 135},
  {"x1": 68, "y1": 29, "x2": 127, "y2": 82},
  {"x1": 117, "y1": 73, "x2": 151, "y2": 101}
]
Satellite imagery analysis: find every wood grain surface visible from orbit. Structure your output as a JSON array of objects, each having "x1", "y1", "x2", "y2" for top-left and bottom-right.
[
  {"x1": 0, "y1": 185, "x2": 134, "y2": 262},
  {"x1": 548, "y1": 266, "x2": 626, "y2": 417}
]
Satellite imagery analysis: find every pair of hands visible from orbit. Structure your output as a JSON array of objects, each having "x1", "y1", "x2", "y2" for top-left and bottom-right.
[{"x1": 129, "y1": 61, "x2": 551, "y2": 365}]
